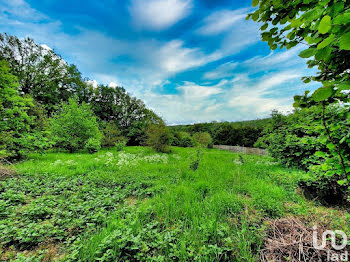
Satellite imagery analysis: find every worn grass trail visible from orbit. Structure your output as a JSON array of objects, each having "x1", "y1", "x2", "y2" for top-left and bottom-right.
[{"x1": 1, "y1": 147, "x2": 349, "y2": 261}]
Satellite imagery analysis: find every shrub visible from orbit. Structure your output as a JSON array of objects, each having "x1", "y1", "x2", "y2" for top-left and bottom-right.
[
  {"x1": 85, "y1": 138, "x2": 101, "y2": 154},
  {"x1": 190, "y1": 148, "x2": 203, "y2": 171},
  {"x1": 258, "y1": 105, "x2": 350, "y2": 204},
  {"x1": 115, "y1": 140, "x2": 127, "y2": 152},
  {"x1": 193, "y1": 132, "x2": 213, "y2": 148},
  {"x1": 102, "y1": 122, "x2": 124, "y2": 147},
  {"x1": 50, "y1": 98, "x2": 102, "y2": 152},
  {"x1": 171, "y1": 131, "x2": 194, "y2": 147},
  {"x1": 256, "y1": 109, "x2": 324, "y2": 170},
  {"x1": 147, "y1": 123, "x2": 171, "y2": 153}
]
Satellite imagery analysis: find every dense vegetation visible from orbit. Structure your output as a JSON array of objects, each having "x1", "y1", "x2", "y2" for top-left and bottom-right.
[
  {"x1": 1, "y1": 147, "x2": 348, "y2": 261},
  {"x1": 249, "y1": 0, "x2": 349, "y2": 205},
  {"x1": 170, "y1": 119, "x2": 269, "y2": 148},
  {"x1": 0, "y1": 33, "x2": 162, "y2": 161},
  {"x1": 0, "y1": 0, "x2": 349, "y2": 260}
]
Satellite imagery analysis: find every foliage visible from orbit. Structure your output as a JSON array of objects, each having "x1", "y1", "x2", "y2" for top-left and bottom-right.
[
  {"x1": 189, "y1": 148, "x2": 203, "y2": 171},
  {"x1": 171, "y1": 131, "x2": 195, "y2": 147},
  {"x1": 249, "y1": 0, "x2": 350, "y2": 204},
  {"x1": 101, "y1": 122, "x2": 124, "y2": 147},
  {"x1": 255, "y1": 109, "x2": 324, "y2": 170},
  {"x1": 147, "y1": 123, "x2": 171, "y2": 153},
  {"x1": 85, "y1": 138, "x2": 101, "y2": 154},
  {"x1": 50, "y1": 98, "x2": 101, "y2": 153},
  {"x1": 247, "y1": 0, "x2": 350, "y2": 103},
  {"x1": 170, "y1": 120, "x2": 266, "y2": 147},
  {"x1": 0, "y1": 60, "x2": 50, "y2": 161},
  {"x1": 0, "y1": 33, "x2": 87, "y2": 114},
  {"x1": 299, "y1": 103, "x2": 350, "y2": 204},
  {"x1": 115, "y1": 140, "x2": 127, "y2": 152},
  {"x1": 193, "y1": 132, "x2": 213, "y2": 148},
  {"x1": 257, "y1": 105, "x2": 350, "y2": 204},
  {"x1": 3, "y1": 146, "x2": 341, "y2": 261}
]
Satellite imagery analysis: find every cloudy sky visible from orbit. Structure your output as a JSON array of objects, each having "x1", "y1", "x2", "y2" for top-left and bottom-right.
[{"x1": 0, "y1": 0, "x2": 320, "y2": 124}]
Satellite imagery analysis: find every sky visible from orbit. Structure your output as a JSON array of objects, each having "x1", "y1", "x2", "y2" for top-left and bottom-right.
[{"x1": 0, "y1": 0, "x2": 320, "y2": 124}]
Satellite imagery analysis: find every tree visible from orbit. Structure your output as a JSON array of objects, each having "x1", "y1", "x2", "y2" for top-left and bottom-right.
[
  {"x1": 247, "y1": 0, "x2": 350, "y2": 99},
  {"x1": 171, "y1": 131, "x2": 194, "y2": 147},
  {"x1": 50, "y1": 98, "x2": 101, "y2": 152},
  {"x1": 193, "y1": 132, "x2": 213, "y2": 148},
  {"x1": 101, "y1": 122, "x2": 125, "y2": 147},
  {"x1": 147, "y1": 122, "x2": 171, "y2": 153},
  {"x1": 0, "y1": 33, "x2": 87, "y2": 114},
  {"x1": 249, "y1": 0, "x2": 350, "y2": 203},
  {"x1": 0, "y1": 60, "x2": 49, "y2": 160}
]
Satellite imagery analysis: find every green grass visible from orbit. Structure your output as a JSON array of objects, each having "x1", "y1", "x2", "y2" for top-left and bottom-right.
[{"x1": 0, "y1": 147, "x2": 348, "y2": 261}]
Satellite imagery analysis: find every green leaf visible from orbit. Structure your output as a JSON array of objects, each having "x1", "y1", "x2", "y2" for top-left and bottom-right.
[
  {"x1": 326, "y1": 143, "x2": 335, "y2": 150},
  {"x1": 318, "y1": 15, "x2": 332, "y2": 34},
  {"x1": 315, "y1": 151, "x2": 327, "y2": 158},
  {"x1": 312, "y1": 86, "x2": 333, "y2": 102},
  {"x1": 299, "y1": 48, "x2": 317, "y2": 58},
  {"x1": 315, "y1": 46, "x2": 332, "y2": 61},
  {"x1": 337, "y1": 82, "x2": 350, "y2": 91},
  {"x1": 317, "y1": 34, "x2": 335, "y2": 49},
  {"x1": 260, "y1": 23, "x2": 268, "y2": 30},
  {"x1": 252, "y1": 12, "x2": 259, "y2": 21},
  {"x1": 252, "y1": 0, "x2": 259, "y2": 7},
  {"x1": 339, "y1": 32, "x2": 350, "y2": 51},
  {"x1": 337, "y1": 179, "x2": 347, "y2": 186},
  {"x1": 333, "y1": 12, "x2": 350, "y2": 25}
]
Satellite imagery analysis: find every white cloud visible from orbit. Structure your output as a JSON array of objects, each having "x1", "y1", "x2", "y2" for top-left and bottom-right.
[
  {"x1": 0, "y1": 0, "x2": 318, "y2": 125},
  {"x1": 155, "y1": 40, "x2": 221, "y2": 74},
  {"x1": 86, "y1": 79, "x2": 98, "y2": 88},
  {"x1": 228, "y1": 71, "x2": 302, "y2": 114},
  {"x1": 0, "y1": 0, "x2": 47, "y2": 22},
  {"x1": 204, "y1": 61, "x2": 238, "y2": 80},
  {"x1": 139, "y1": 81, "x2": 224, "y2": 124},
  {"x1": 129, "y1": 0, "x2": 192, "y2": 30},
  {"x1": 198, "y1": 8, "x2": 249, "y2": 35},
  {"x1": 109, "y1": 82, "x2": 118, "y2": 88}
]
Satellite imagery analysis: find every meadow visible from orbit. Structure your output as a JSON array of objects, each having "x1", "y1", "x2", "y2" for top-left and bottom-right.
[{"x1": 1, "y1": 146, "x2": 349, "y2": 261}]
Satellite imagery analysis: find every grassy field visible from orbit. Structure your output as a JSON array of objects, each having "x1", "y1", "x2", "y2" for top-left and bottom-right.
[{"x1": 1, "y1": 147, "x2": 349, "y2": 261}]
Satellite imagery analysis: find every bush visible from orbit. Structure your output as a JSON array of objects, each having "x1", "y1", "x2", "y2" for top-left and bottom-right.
[
  {"x1": 190, "y1": 148, "x2": 203, "y2": 171},
  {"x1": 102, "y1": 122, "x2": 125, "y2": 147},
  {"x1": 50, "y1": 98, "x2": 102, "y2": 153},
  {"x1": 115, "y1": 140, "x2": 127, "y2": 152},
  {"x1": 85, "y1": 138, "x2": 101, "y2": 154},
  {"x1": 193, "y1": 132, "x2": 213, "y2": 148},
  {"x1": 171, "y1": 131, "x2": 194, "y2": 147},
  {"x1": 255, "y1": 109, "x2": 324, "y2": 170},
  {"x1": 258, "y1": 106, "x2": 350, "y2": 205},
  {"x1": 147, "y1": 123, "x2": 171, "y2": 153}
]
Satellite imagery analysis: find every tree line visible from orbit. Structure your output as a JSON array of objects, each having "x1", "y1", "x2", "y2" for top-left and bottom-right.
[
  {"x1": 169, "y1": 119, "x2": 269, "y2": 148},
  {"x1": 0, "y1": 33, "x2": 162, "y2": 160}
]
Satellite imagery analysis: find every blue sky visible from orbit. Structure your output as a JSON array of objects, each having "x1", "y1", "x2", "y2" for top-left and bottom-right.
[{"x1": 0, "y1": 0, "x2": 320, "y2": 124}]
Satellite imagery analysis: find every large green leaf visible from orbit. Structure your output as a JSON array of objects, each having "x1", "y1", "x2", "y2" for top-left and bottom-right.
[
  {"x1": 299, "y1": 48, "x2": 317, "y2": 58},
  {"x1": 333, "y1": 12, "x2": 350, "y2": 25},
  {"x1": 315, "y1": 46, "x2": 332, "y2": 61},
  {"x1": 318, "y1": 15, "x2": 332, "y2": 34},
  {"x1": 252, "y1": 0, "x2": 259, "y2": 7},
  {"x1": 339, "y1": 32, "x2": 350, "y2": 50},
  {"x1": 312, "y1": 86, "x2": 333, "y2": 102},
  {"x1": 337, "y1": 82, "x2": 350, "y2": 91},
  {"x1": 317, "y1": 34, "x2": 335, "y2": 49}
]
